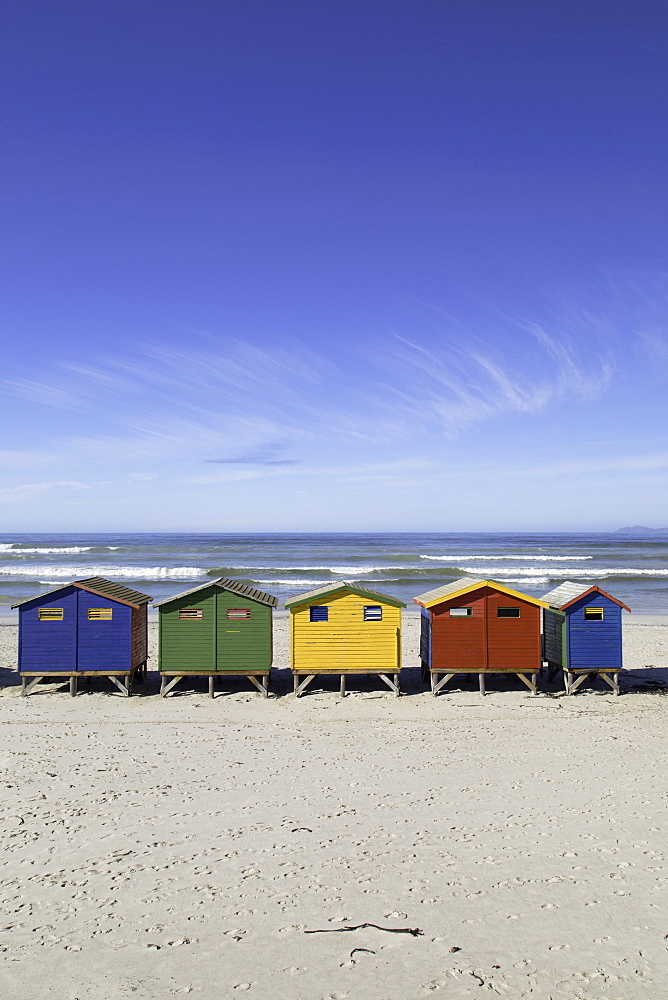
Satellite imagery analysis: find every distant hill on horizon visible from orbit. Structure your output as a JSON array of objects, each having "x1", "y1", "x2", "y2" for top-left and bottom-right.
[{"x1": 615, "y1": 525, "x2": 668, "y2": 535}]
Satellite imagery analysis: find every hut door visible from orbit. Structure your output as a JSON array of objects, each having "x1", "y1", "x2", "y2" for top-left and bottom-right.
[
  {"x1": 485, "y1": 592, "x2": 539, "y2": 671},
  {"x1": 436, "y1": 595, "x2": 485, "y2": 671},
  {"x1": 216, "y1": 595, "x2": 266, "y2": 671},
  {"x1": 76, "y1": 592, "x2": 129, "y2": 671},
  {"x1": 23, "y1": 590, "x2": 77, "y2": 672}
]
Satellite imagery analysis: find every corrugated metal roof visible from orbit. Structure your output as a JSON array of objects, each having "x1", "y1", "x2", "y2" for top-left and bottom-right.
[
  {"x1": 541, "y1": 581, "x2": 631, "y2": 612},
  {"x1": 75, "y1": 578, "x2": 152, "y2": 606},
  {"x1": 541, "y1": 581, "x2": 589, "y2": 608},
  {"x1": 11, "y1": 577, "x2": 152, "y2": 609},
  {"x1": 153, "y1": 577, "x2": 278, "y2": 608},
  {"x1": 284, "y1": 582, "x2": 405, "y2": 608},
  {"x1": 414, "y1": 576, "x2": 550, "y2": 609},
  {"x1": 413, "y1": 576, "x2": 486, "y2": 607}
]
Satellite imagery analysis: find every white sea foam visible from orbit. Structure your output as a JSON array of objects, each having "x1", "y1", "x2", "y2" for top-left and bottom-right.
[
  {"x1": 226, "y1": 565, "x2": 384, "y2": 574},
  {"x1": 471, "y1": 566, "x2": 668, "y2": 579},
  {"x1": 421, "y1": 554, "x2": 593, "y2": 562},
  {"x1": 0, "y1": 564, "x2": 206, "y2": 580},
  {"x1": 253, "y1": 578, "x2": 333, "y2": 587},
  {"x1": 328, "y1": 566, "x2": 380, "y2": 575},
  {"x1": 0, "y1": 545, "x2": 94, "y2": 554}
]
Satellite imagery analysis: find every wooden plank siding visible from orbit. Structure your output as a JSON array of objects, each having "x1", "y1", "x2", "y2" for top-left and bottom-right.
[
  {"x1": 291, "y1": 591, "x2": 401, "y2": 673},
  {"x1": 18, "y1": 587, "x2": 78, "y2": 672},
  {"x1": 158, "y1": 589, "x2": 216, "y2": 673},
  {"x1": 216, "y1": 590, "x2": 272, "y2": 671},
  {"x1": 16, "y1": 584, "x2": 148, "y2": 675},
  {"x1": 158, "y1": 584, "x2": 274, "y2": 673},
  {"x1": 131, "y1": 604, "x2": 148, "y2": 669},
  {"x1": 431, "y1": 593, "x2": 486, "y2": 671},
  {"x1": 567, "y1": 593, "x2": 623, "y2": 671},
  {"x1": 419, "y1": 610, "x2": 431, "y2": 668},
  {"x1": 424, "y1": 584, "x2": 543, "y2": 674},
  {"x1": 543, "y1": 608, "x2": 566, "y2": 667},
  {"x1": 76, "y1": 588, "x2": 133, "y2": 672},
  {"x1": 485, "y1": 590, "x2": 541, "y2": 671}
]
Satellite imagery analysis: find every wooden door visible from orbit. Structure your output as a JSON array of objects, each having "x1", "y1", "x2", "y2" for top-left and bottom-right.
[
  {"x1": 432, "y1": 592, "x2": 486, "y2": 671},
  {"x1": 216, "y1": 592, "x2": 271, "y2": 671},
  {"x1": 77, "y1": 590, "x2": 131, "y2": 672},
  {"x1": 485, "y1": 591, "x2": 540, "y2": 672}
]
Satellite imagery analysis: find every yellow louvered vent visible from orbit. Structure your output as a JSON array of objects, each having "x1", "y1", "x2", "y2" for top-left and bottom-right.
[
  {"x1": 39, "y1": 608, "x2": 63, "y2": 621},
  {"x1": 178, "y1": 608, "x2": 203, "y2": 620},
  {"x1": 584, "y1": 607, "x2": 604, "y2": 620},
  {"x1": 88, "y1": 608, "x2": 113, "y2": 620}
]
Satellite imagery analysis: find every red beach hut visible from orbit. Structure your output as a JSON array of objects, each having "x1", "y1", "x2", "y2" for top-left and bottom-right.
[{"x1": 414, "y1": 576, "x2": 549, "y2": 695}]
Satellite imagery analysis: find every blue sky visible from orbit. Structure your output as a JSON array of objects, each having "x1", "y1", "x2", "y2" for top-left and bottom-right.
[{"x1": 1, "y1": 0, "x2": 668, "y2": 531}]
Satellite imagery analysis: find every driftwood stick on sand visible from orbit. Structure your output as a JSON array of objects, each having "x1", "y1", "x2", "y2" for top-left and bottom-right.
[{"x1": 305, "y1": 923, "x2": 423, "y2": 937}]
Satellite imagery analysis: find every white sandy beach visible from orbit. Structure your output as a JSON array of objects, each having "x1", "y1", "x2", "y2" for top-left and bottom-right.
[{"x1": 0, "y1": 612, "x2": 666, "y2": 999}]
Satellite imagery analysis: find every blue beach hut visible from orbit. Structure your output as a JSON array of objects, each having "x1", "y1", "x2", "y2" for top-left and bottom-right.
[
  {"x1": 541, "y1": 582, "x2": 631, "y2": 695},
  {"x1": 13, "y1": 577, "x2": 152, "y2": 697}
]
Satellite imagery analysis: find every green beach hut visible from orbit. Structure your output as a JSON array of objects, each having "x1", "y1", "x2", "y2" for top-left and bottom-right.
[{"x1": 155, "y1": 577, "x2": 278, "y2": 697}]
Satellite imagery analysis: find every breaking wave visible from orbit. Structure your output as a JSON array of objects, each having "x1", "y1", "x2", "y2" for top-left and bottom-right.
[
  {"x1": 0, "y1": 564, "x2": 206, "y2": 581},
  {"x1": 0, "y1": 545, "x2": 96, "y2": 555},
  {"x1": 421, "y1": 554, "x2": 593, "y2": 562},
  {"x1": 461, "y1": 566, "x2": 668, "y2": 579}
]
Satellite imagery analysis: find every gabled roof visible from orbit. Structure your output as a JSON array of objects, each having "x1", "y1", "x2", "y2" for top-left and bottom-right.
[
  {"x1": 153, "y1": 577, "x2": 278, "y2": 608},
  {"x1": 12, "y1": 576, "x2": 152, "y2": 609},
  {"x1": 541, "y1": 582, "x2": 631, "y2": 613},
  {"x1": 413, "y1": 576, "x2": 550, "y2": 610},
  {"x1": 284, "y1": 581, "x2": 405, "y2": 609}
]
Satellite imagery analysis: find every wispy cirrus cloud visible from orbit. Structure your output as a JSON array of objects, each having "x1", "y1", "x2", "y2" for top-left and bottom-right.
[
  {"x1": 358, "y1": 316, "x2": 613, "y2": 437},
  {"x1": 203, "y1": 442, "x2": 299, "y2": 466},
  {"x1": 0, "y1": 300, "x2": 619, "y2": 481},
  {"x1": 0, "y1": 480, "x2": 98, "y2": 503}
]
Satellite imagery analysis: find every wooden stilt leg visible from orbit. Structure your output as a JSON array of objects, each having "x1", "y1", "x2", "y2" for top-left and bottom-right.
[
  {"x1": 599, "y1": 671, "x2": 621, "y2": 695},
  {"x1": 340, "y1": 674, "x2": 346, "y2": 697},
  {"x1": 516, "y1": 672, "x2": 538, "y2": 694},
  {"x1": 209, "y1": 675, "x2": 215, "y2": 699},
  {"x1": 107, "y1": 675, "x2": 130, "y2": 696},
  {"x1": 160, "y1": 675, "x2": 181, "y2": 697},
  {"x1": 378, "y1": 673, "x2": 400, "y2": 696},
  {"x1": 21, "y1": 676, "x2": 43, "y2": 696},
  {"x1": 431, "y1": 672, "x2": 438, "y2": 695},
  {"x1": 248, "y1": 675, "x2": 269, "y2": 697},
  {"x1": 295, "y1": 674, "x2": 316, "y2": 697},
  {"x1": 432, "y1": 672, "x2": 454, "y2": 695},
  {"x1": 570, "y1": 673, "x2": 590, "y2": 694},
  {"x1": 479, "y1": 673, "x2": 486, "y2": 696},
  {"x1": 70, "y1": 675, "x2": 77, "y2": 697},
  {"x1": 293, "y1": 673, "x2": 299, "y2": 695}
]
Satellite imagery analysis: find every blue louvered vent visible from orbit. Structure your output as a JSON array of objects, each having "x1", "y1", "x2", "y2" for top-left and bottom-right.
[
  {"x1": 309, "y1": 606, "x2": 328, "y2": 622},
  {"x1": 364, "y1": 605, "x2": 382, "y2": 621}
]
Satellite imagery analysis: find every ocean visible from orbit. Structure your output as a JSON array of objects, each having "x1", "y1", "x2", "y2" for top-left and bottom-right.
[{"x1": 0, "y1": 531, "x2": 667, "y2": 614}]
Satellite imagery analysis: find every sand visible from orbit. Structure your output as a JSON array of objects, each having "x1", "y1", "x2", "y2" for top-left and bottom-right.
[{"x1": 0, "y1": 612, "x2": 666, "y2": 999}]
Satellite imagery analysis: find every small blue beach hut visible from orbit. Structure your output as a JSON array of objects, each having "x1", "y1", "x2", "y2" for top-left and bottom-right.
[
  {"x1": 13, "y1": 577, "x2": 152, "y2": 697},
  {"x1": 541, "y1": 582, "x2": 631, "y2": 695}
]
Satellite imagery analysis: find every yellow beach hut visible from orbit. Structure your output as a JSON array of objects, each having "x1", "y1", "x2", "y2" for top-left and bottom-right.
[{"x1": 285, "y1": 582, "x2": 405, "y2": 697}]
